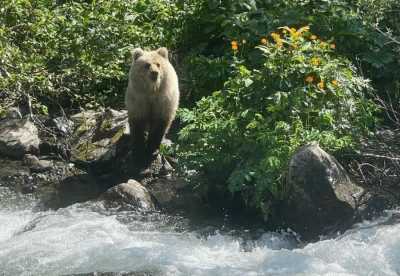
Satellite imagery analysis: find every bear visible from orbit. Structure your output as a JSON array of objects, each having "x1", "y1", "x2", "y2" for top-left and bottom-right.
[{"x1": 125, "y1": 47, "x2": 179, "y2": 162}]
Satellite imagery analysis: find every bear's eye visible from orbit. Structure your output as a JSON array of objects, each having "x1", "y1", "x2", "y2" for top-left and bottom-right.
[
  {"x1": 144, "y1": 63, "x2": 151, "y2": 70},
  {"x1": 155, "y1": 62, "x2": 160, "y2": 68}
]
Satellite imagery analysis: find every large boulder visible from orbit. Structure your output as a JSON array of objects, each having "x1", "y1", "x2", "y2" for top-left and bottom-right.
[
  {"x1": 101, "y1": 179, "x2": 155, "y2": 211},
  {"x1": 70, "y1": 109, "x2": 128, "y2": 163},
  {"x1": 281, "y1": 142, "x2": 363, "y2": 240},
  {"x1": 0, "y1": 118, "x2": 40, "y2": 159}
]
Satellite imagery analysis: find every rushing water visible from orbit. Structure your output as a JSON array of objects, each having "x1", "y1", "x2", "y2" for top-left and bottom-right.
[{"x1": 0, "y1": 186, "x2": 400, "y2": 276}]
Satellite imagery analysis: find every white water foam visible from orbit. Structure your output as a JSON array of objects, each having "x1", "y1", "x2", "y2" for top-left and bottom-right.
[{"x1": 0, "y1": 187, "x2": 399, "y2": 276}]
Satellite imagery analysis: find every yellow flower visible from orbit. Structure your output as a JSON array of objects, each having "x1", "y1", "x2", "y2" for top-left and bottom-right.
[
  {"x1": 331, "y1": 80, "x2": 339, "y2": 86},
  {"x1": 290, "y1": 27, "x2": 296, "y2": 33},
  {"x1": 305, "y1": 75, "x2": 314, "y2": 83},
  {"x1": 310, "y1": 35, "x2": 317, "y2": 40},
  {"x1": 271, "y1": 32, "x2": 283, "y2": 48},
  {"x1": 312, "y1": 57, "x2": 320, "y2": 65},
  {"x1": 260, "y1": 38, "x2": 268, "y2": 45},
  {"x1": 231, "y1": 40, "x2": 238, "y2": 51},
  {"x1": 311, "y1": 57, "x2": 321, "y2": 66},
  {"x1": 271, "y1": 32, "x2": 280, "y2": 40},
  {"x1": 330, "y1": 43, "x2": 336, "y2": 49},
  {"x1": 318, "y1": 80, "x2": 325, "y2": 90}
]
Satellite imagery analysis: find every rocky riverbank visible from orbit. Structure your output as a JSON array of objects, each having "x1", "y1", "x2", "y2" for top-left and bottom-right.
[{"x1": 1, "y1": 107, "x2": 399, "y2": 241}]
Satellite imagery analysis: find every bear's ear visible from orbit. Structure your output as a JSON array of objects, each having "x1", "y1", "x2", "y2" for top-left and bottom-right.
[
  {"x1": 157, "y1": 47, "x2": 169, "y2": 60},
  {"x1": 131, "y1": 48, "x2": 144, "y2": 62}
]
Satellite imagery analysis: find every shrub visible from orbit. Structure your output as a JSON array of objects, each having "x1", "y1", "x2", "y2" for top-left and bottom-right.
[
  {"x1": 179, "y1": 0, "x2": 400, "y2": 111},
  {"x1": 0, "y1": 0, "x2": 186, "y2": 114},
  {"x1": 178, "y1": 26, "x2": 378, "y2": 217}
]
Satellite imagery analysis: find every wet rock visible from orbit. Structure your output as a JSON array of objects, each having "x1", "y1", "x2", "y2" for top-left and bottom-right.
[
  {"x1": 148, "y1": 177, "x2": 204, "y2": 215},
  {"x1": 281, "y1": 142, "x2": 363, "y2": 240},
  {"x1": 23, "y1": 154, "x2": 52, "y2": 173},
  {"x1": 0, "y1": 118, "x2": 40, "y2": 159},
  {"x1": 53, "y1": 171, "x2": 102, "y2": 208},
  {"x1": 101, "y1": 179, "x2": 155, "y2": 210}
]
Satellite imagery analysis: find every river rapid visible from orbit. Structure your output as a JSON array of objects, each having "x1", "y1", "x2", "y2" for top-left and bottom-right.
[{"x1": 0, "y1": 186, "x2": 399, "y2": 276}]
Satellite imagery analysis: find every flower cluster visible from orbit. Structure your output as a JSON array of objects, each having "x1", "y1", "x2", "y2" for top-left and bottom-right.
[{"x1": 229, "y1": 26, "x2": 341, "y2": 92}]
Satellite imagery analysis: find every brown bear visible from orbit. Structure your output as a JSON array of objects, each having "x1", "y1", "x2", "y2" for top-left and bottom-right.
[{"x1": 125, "y1": 47, "x2": 179, "y2": 160}]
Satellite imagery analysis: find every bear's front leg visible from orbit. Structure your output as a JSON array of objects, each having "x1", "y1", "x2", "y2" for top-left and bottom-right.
[
  {"x1": 130, "y1": 118, "x2": 146, "y2": 158},
  {"x1": 147, "y1": 119, "x2": 169, "y2": 157}
]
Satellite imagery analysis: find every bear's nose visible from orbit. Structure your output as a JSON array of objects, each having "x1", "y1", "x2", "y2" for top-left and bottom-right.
[{"x1": 150, "y1": 71, "x2": 159, "y2": 81}]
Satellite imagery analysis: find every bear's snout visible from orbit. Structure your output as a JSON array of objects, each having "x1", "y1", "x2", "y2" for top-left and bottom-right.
[{"x1": 150, "y1": 70, "x2": 159, "y2": 81}]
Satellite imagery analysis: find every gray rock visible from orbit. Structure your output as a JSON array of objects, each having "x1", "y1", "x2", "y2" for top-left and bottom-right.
[
  {"x1": 3, "y1": 107, "x2": 22, "y2": 120},
  {"x1": 54, "y1": 172, "x2": 101, "y2": 208},
  {"x1": 95, "y1": 108, "x2": 128, "y2": 140},
  {"x1": 51, "y1": 116, "x2": 74, "y2": 136},
  {"x1": 23, "y1": 154, "x2": 53, "y2": 173},
  {"x1": 281, "y1": 142, "x2": 363, "y2": 240},
  {"x1": 71, "y1": 109, "x2": 128, "y2": 163},
  {"x1": 147, "y1": 176, "x2": 206, "y2": 218},
  {"x1": 102, "y1": 180, "x2": 155, "y2": 210},
  {"x1": 0, "y1": 118, "x2": 40, "y2": 159},
  {"x1": 70, "y1": 109, "x2": 101, "y2": 126}
]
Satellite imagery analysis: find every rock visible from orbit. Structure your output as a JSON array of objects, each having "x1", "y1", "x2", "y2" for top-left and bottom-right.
[
  {"x1": 94, "y1": 109, "x2": 128, "y2": 140},
  {"x1": 0, "y1": 156, "x2": 81, "y2": 201},
  {"x1": 53, "y1": 172, "x2": 102, "y2": 208},
  {"x1": 3, "y1": 107, "x2": 22, "y2": 120},
  {"x1": 139, "y1": 154, "x2": 174, "y2": 180},
  {"x1": 23, "y1": 154, "x2": 53, "y2": 173},
  {"x1": 102, "y1": 180, "x2": 155, "y2": 210},
  {"x1": 71, "y1": 109, "x2": 128, "y2": 163},
  {"x1": 70, "y1": 109, "x2": 101, "y2": 127},
  {"x1": 68, "y1": 108, "x2": 176, "y2": 183},
  {"x1": 39, "y1": 141, "x2": 71, "y2": 160},
  {"x1": 281, "y1": 142, "x2": 364, "y2": 240},
  {"x1": 0, "y1": 118, "x2": 40, "y2": 159},
  {"x1": 0, "y1": 159, "x2": 30, "y2": 178},
  {"x1": 49, "y1": 116, "x2": 74, "y2": 136},
  {"x1": 147, "y1": 176, "x2": 205, "y2": 217}
]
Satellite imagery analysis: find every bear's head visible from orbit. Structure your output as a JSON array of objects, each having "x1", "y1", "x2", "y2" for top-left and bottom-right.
[{"x1": 131, "y1": 47, "x2": 169, "y2": 87}]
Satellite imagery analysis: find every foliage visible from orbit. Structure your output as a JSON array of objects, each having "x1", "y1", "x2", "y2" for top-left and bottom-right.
[
  {"x1": 178, "y1": 27, "x2": 378, "y2": 216},
  {"x1": 179, "y1": 0, "x2": 400, "y2": 108},
  {"x1": 0, "y1": 0, "x2": 186, "y2": 114},
  {"x1": 1, "y1": 0, "x2": 398, "y2": 219}
]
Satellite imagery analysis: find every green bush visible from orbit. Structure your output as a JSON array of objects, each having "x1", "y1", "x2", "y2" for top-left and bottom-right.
[
  {"x1": 178, "y1": 26, "x2": 378, "y2": 217},
  {"x1": 179, "y1": 0, "x2": 400, "y2": 110},
  {"x1": 0, "y1": 0, "x2": 186, "y2": 114}
]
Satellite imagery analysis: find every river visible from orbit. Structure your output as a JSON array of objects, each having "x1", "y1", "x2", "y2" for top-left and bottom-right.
[{"x1": 0, "y1": 186, "x2": 399, "y2": 276}]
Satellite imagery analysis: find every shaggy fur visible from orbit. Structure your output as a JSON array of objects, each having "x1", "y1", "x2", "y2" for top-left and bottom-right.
[{"x1": 125, "y1": 47, "x2": 179, "y2": 157}]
